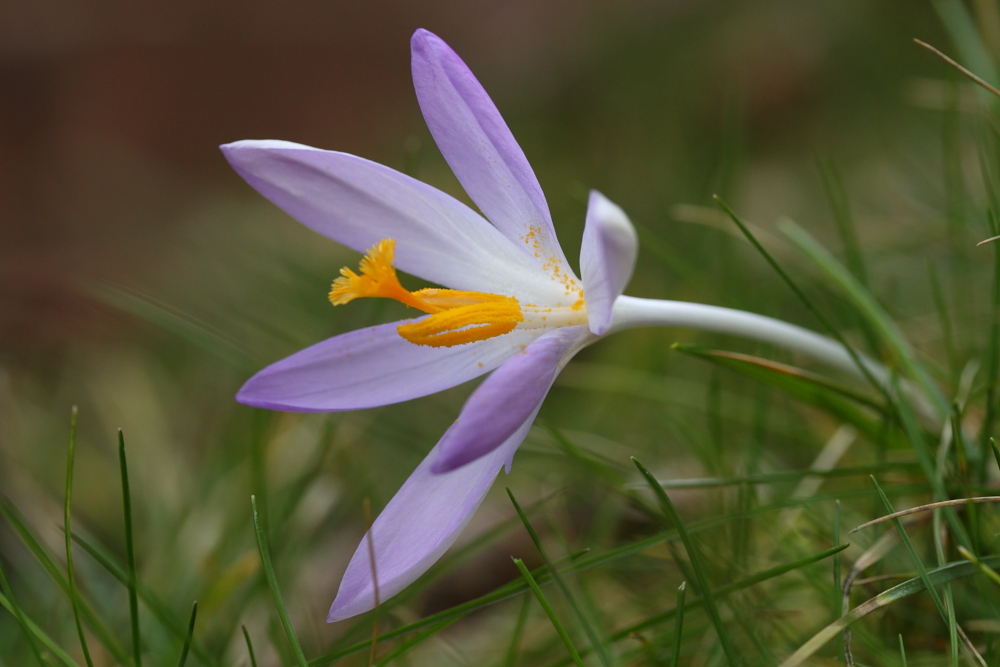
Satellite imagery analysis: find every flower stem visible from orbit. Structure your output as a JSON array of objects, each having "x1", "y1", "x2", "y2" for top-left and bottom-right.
[{"x1": 611, "y1": 296, "x2": 878, "y2": 383}]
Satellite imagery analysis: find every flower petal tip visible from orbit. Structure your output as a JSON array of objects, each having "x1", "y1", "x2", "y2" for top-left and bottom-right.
[
  {"x1": 580, "y1": 191, "x2": 638, "y2": 336},
  {"x1": 325, "y1": 603, "x2": 349, "y2": 624}
]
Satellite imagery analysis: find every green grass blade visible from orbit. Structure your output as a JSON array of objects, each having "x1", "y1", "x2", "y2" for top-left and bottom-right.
[
  {"x1": 891, "y1": 377, "x2": 973, "y2": 549},
  {"x1": 670, "y1": 582, "x2": 686, "y2": 667},
  {"x1": 714, "y1": 196, "x2": 891, "y2": 405},
  {"x1": 250, "y1": 411, "x2": 271, "y2": 541},
  {"x1": 833, "y1": 498, "x2": 843, "y2": 611},
  {"x1": 899, "y1": 634, "x2": 907, "y2": 667},
  {"x1": 118, "y1": 430, "x2": 142, "y2": 667},
  {"x1": 67, "y1": 530, "x2": 217, "y2": 667},
  {"x1": 673, "y1": 343, "x2": 886, "y2": 413},
  {"x1": 506, "y1": 488, "x2": 612, "y2": 667},
  {"x1": 672, "y1": 343, "x2": 889, "y2": 440},
  {"x1": 251, "y1": 495, "x2": 307, "y2": 667},
  {"x1": 0, "y1": 500, "x2": 129, "y2": 664},
  {"x1": 779, "y1": 218, "x2": 947, "y2": 415},
  {"x1": 505, "y1": 594, "x2": 531, "y2": 667},
  {"x1": 780, "y1": 555, "x2": 1000, "y2": 666},
  {"x1": 512, "y1": 557, "x2": 585, "y2": 667},
  {"x1": 0, "y1": 590, "x2": 79, "y2": 667},
  {"x1": 869, "y1": 476, "x2": 948, "y2": 621},
  {"x1": 642, "y1": 462, "x2": 919, "y2": 491},
  {"x1": 241, "y1": 625, "x2": 258, "y2": 667},
  {"x1": 958, "y1": 545, "x2": 1000, "y2": 587},
  {"x1": 981, "y1": 213, "x2": 1000, "y2": 478},
  {"x1": 0, "y1": 555, "x2": 48, "y2": 666},
  {"x1": 64, "y1": 407, "x2": 95, "y2": 667},
  {"x1": 543, "y1": 544, "x2": 850, "y2": 667},
  {"x1": 308, "y1": 552, "x2": 592, "y2": 667},
  {"x1": 632, "y1": 457, "x2": 738, "y2": 667},
  {"x1": 176, "y1": 602, "x2": 197, "y2": 667},
  {"x1": 946, "y1": 586, "x2": 958, "y2": 667},
  {"x1": 309, "y1": 494, "x2": 875, "y2": 667}
]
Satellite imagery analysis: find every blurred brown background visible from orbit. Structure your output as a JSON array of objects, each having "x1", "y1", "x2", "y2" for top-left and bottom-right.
[
  {"x1": 0, "y1": 0, "x2": 942, "y2": 372},
  {"x1": 0, "y1": 0, "x2": 672, "y2": 365}
]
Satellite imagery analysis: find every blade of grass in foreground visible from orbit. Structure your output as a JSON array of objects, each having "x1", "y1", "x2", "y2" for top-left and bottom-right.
[
  {"x1": 118, "y1": 430, "x2": 142, "y2": 667},
  {"x1": 513, "y1": 557, "x2": 585, "y2": 667},
  {"x1": 68, "y1": 530, "x2": 218, "y2": 667},
  {"x1": 671, "y1": 582, "x2": 686, "y2": 667},
  {"x1": 0, "y1": 500, "x2": 129, "y2": 664},
  {"x1": 0, "y1": 590, "x2": 79, "y2": 667},
  {"x1": 869, "y1": 477, "x2": 947, "y2": 622},
  {"x1": 981, "y1": 211, "x2": 1000, "y2": 479},
  {"x1": 310, "y1": 486, "x2": 922, "y2": 667},
  {"x1": 242, "y1": 625, "x2": 258, "y2": 667},
  {"x1": 632, "y1": 457, "x2": 738, "y2": 667},
  {"x1": 251, "y1": 495, "x2": 307, "y2": 667},
  {"x1": 779, "y1": 555, "x2": 1000, "y2": 666},
  {"x1": 505, "y1": 593, "x2": 531, "y2": 667},
  {"x1": 176, "y1": 602, "x2": 197, "y2": 667},
  {"x1": 0, "y1": 556, "x2": 48, "y2": 666},
  {"x1": 544, "y1": 543, "x2": 850, "y2": 667},
  {"x1": 64, "y1": 407, "x2": 95, "y2": 667},
  {"x1": 507, "y1": 488, "x2": 612, "y2": 667}
]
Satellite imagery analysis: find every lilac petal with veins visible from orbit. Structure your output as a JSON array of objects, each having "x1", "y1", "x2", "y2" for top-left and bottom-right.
[
  {"x1": 221, "y1": 140, "x2": 564, "y2": 302},
  {"x1": 410, "y1": 29, "x2": 571, "y2": 274},
  {"x1": 431, "y1": 326, "x2": 590, "y2": 473},
  {"x1": 237, "y1": 321, "x2": 542, "y2": 413},
  {"x1": 327, "y1": 412, "x2": 530, "y2": 622}
]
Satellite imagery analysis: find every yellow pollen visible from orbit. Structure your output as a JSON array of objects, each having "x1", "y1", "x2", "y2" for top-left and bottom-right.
[{"x1": 329, "y1": 238, "x2": 523, "y2": 347}]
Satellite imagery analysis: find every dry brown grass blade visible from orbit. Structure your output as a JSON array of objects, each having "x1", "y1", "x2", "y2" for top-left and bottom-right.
[
  {"x1": 849, "y1": 497, "x2": 1000, "y2": 533},
  {"x1": 914, "y1": 38, "x2": 1000, "y2": 98}
]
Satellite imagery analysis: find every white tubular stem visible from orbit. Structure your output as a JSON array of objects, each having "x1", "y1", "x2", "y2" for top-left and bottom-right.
[{"x1": 609, "y1": 296, "x2": 885, "y2": 385}]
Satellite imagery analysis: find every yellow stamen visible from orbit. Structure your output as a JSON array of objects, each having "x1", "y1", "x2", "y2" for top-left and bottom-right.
[{"x1": 330, "y1": 239, "x2": 524, "y2": 347}]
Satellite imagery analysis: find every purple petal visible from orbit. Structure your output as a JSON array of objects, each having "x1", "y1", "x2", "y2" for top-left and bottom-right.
[
  {"x1": 327, "y1": 325, "x2": 594, "y2": 622},
  {"x1": 221, "y1": 140, "x2": 563, "y2": 301},
  {"x1": 237, "y1": 321, "x2": 541, "y2": 412},
  {"x1": 580, "y1": 191, "x2": 638, "y2": 335},
  {"x1": 327, "y1": 411, "x2": 531, "y2": 622},
  {"x1": 410, "y1": 30, "x2": 571, "y2": 274},
  {"x1": 431, "y1": 327, "x2": 590, "y2": 473}
]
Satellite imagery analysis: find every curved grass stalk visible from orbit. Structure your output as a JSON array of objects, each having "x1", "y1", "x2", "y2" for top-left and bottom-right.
[{"x1": 780, "y1": 557, "x2": 1000, "y2": 666}]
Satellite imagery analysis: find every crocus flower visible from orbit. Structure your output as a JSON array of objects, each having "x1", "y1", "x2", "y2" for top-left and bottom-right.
[{"x1": 222, "y1": 29, "x2": 873, "y2": 622}]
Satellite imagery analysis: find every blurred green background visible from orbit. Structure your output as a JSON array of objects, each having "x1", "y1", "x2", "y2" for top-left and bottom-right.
[{"x1": 3, "y1": 0, "x2": 998, "y2": 665}]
